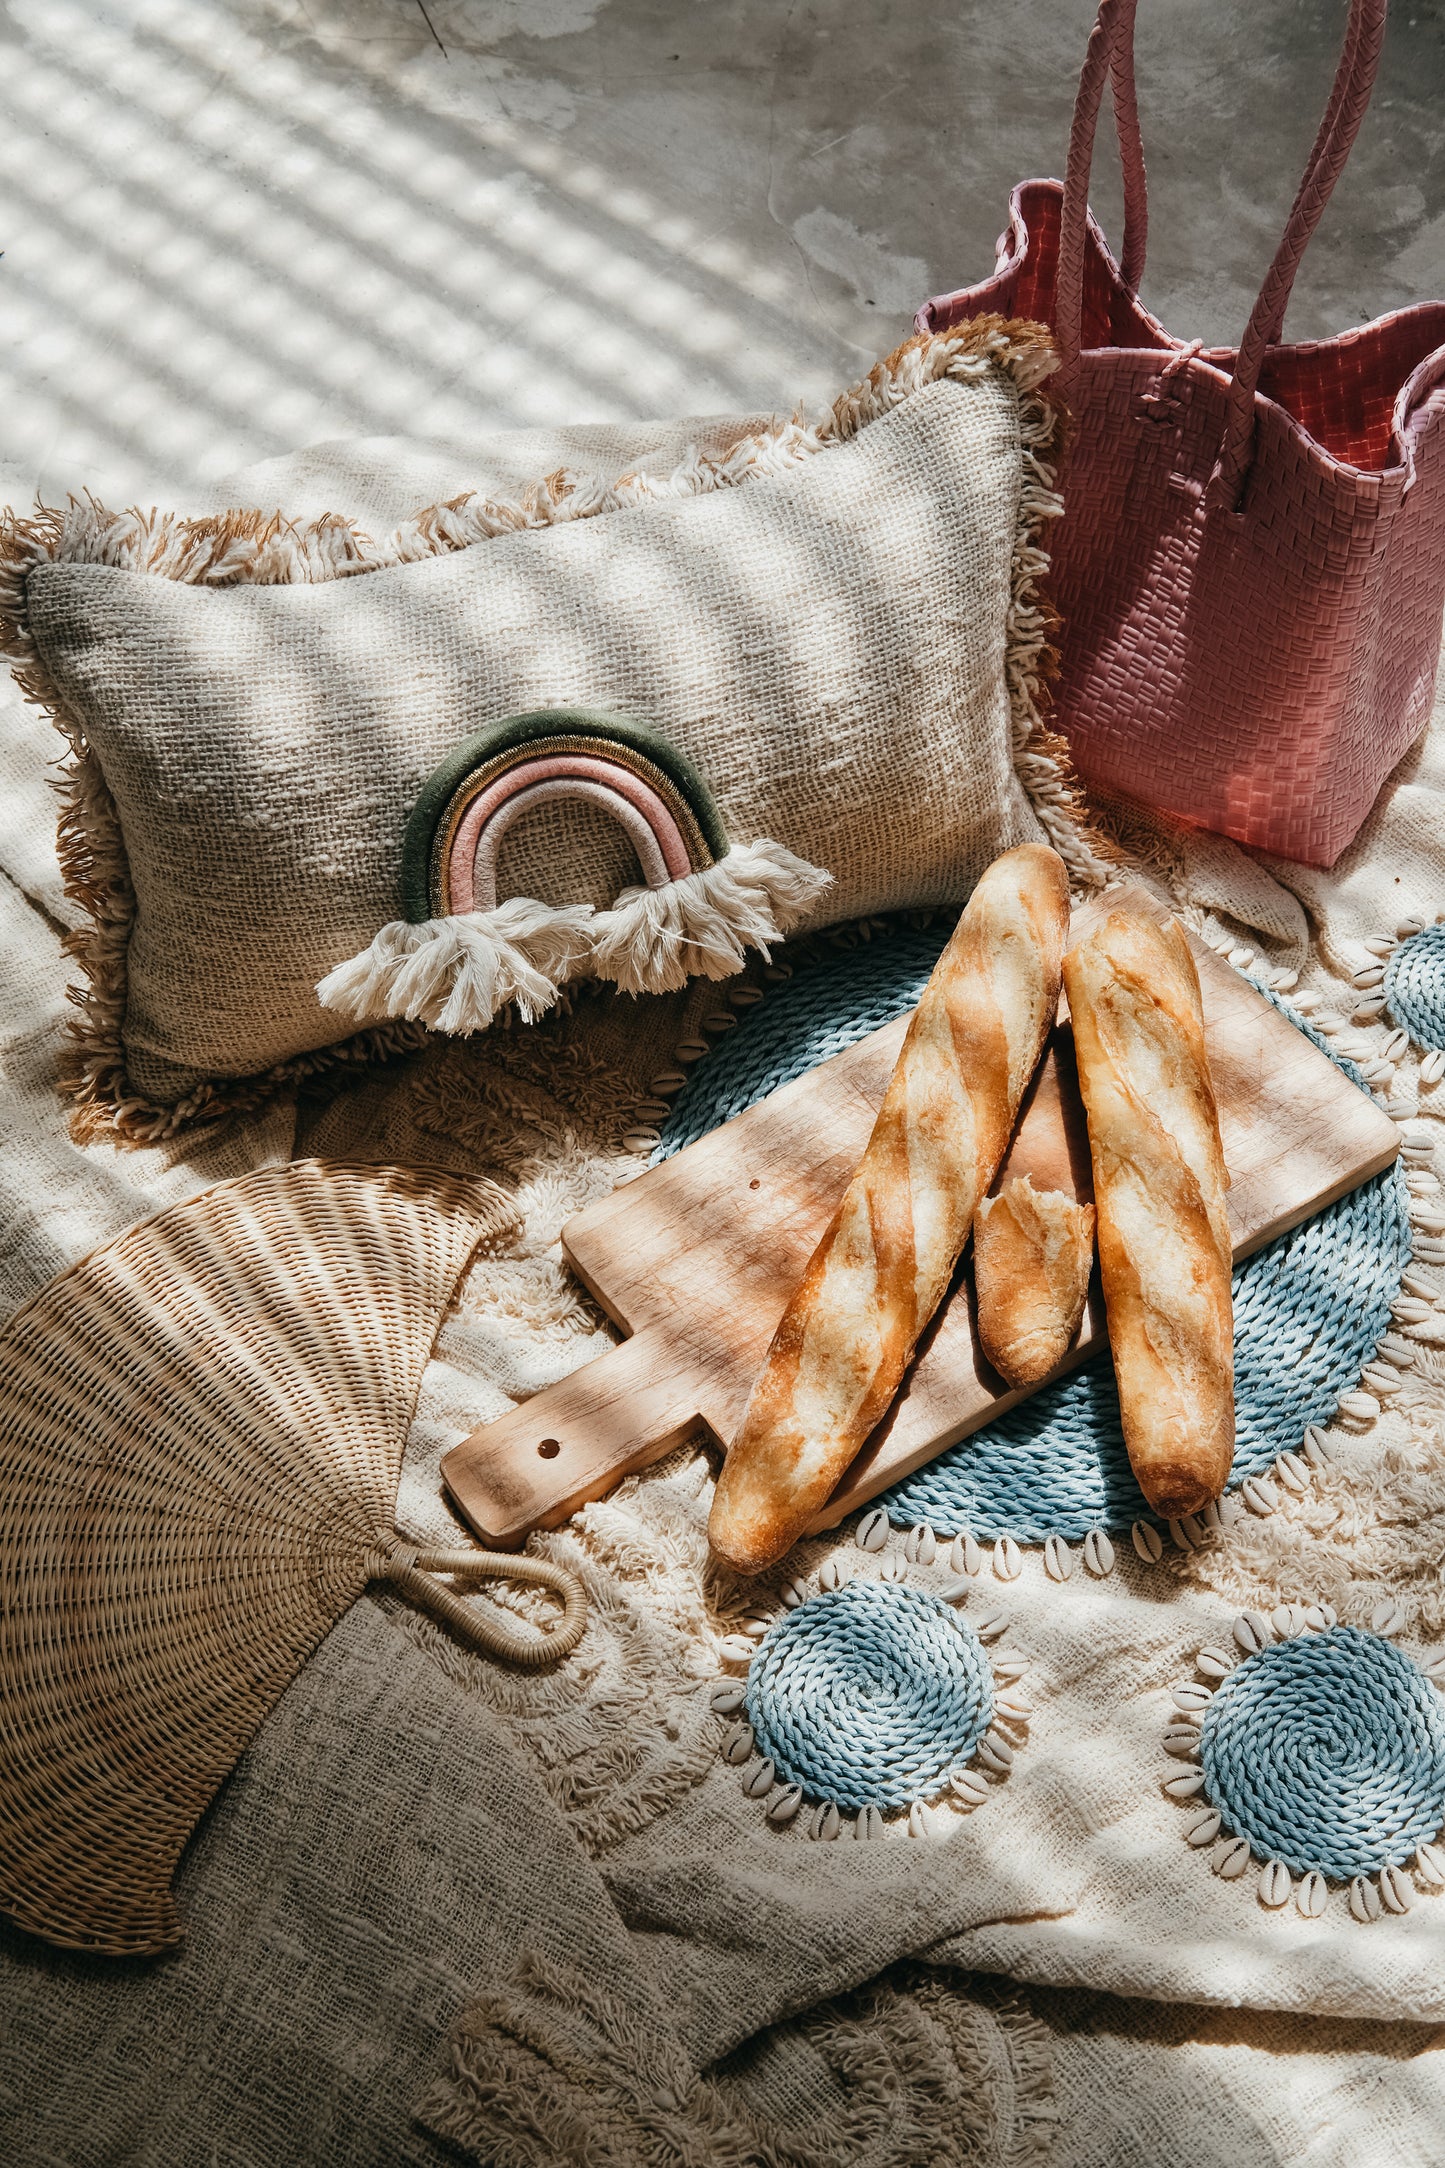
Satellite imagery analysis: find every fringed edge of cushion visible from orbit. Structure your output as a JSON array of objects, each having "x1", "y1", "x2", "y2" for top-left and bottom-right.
[
  {"x1": 0, "y1": 317, "x2": 1107, "y2": 1143},
  {"x1": 588, "y1": 841, "x2": 833, "y2": 996}
]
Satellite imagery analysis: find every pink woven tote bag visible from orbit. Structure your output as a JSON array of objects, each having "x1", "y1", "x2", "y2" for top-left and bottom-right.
[{"x1": 919, "y1": 0, "x2": 1445, "y2": 866}]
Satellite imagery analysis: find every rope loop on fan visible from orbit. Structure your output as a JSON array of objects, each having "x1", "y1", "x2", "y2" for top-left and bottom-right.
[{"x1": 366, "y1": 1538, "x2": 587, "y2": 1666}]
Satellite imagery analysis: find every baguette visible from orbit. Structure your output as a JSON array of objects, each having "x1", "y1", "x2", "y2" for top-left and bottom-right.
[
  {"x1": 1061, "y1": 903, "x2": 1234, "y2": 1518},
  {"x1": 709, "y1": 843, "x2": 1070, "y2": 1574},
  {"x1": 974, "y1": 1177, "x2": 1095, "y2": 1388}
]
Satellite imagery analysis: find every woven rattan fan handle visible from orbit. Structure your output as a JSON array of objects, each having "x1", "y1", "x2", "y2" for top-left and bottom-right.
[{"x1": 369, "y1": 1540, "x2": 587, "y2": 1666}]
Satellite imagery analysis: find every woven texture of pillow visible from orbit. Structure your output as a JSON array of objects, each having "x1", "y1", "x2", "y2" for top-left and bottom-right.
[{"x1": 0, "y1": 322, "x2": 1103, "y2": 1142}]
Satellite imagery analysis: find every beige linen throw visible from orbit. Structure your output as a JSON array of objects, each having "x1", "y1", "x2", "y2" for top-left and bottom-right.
[{"x1": 3, "y1": 415, "x2": 1445, "y2": 2161}]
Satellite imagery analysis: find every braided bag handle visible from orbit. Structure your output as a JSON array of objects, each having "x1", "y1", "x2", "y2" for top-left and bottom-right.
[{"x1": 1057, "y1": 0, "x2": 1389, "y2": 506}]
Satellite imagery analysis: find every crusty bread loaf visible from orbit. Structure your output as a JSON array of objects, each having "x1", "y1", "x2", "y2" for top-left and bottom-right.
[
  {"x1": 974, "y1": 1176, "x2": 1095, "y2": 1388},
  {"x1": 1061, "y1": 903, "x2": 1234, "y2": 1519},
  {"x1": 708, "y1": 843, "x2": 1070, "y2": 1574}
]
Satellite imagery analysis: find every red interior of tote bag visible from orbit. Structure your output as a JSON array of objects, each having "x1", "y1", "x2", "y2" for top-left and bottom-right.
[{"x1": 954, "y1": 178, "x2": 1445, "y2": 475}]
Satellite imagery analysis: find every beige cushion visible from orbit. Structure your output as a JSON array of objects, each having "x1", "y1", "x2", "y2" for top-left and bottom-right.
[{"x1": 0, "y1": 326, "x2": 1102, "y2": 1139}]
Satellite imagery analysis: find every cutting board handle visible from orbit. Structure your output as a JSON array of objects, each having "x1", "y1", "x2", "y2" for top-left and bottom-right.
[{"x1": 441, "y1": 1321, "x2": 744, "y2": 1550}]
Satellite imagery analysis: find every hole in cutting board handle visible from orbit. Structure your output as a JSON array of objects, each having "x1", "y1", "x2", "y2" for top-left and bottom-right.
[{"x1": 537, "y1": 1437, "x2": 561, "y2": 1459}]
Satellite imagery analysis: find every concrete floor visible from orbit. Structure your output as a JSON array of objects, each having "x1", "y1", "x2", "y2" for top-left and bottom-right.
[{"x1": 2, "y1": 0, "x2": 1444, "y2": 510}]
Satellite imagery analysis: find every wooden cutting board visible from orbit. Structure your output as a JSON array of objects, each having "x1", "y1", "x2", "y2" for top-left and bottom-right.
[{"x1": 442, "y1": 887, "x2": 1400, "y2": 1550}]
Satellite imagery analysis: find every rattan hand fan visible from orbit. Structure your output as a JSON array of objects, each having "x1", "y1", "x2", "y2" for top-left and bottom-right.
[{"x1": 0, "y1": 1159, "x2": 586, "y2": 1957}]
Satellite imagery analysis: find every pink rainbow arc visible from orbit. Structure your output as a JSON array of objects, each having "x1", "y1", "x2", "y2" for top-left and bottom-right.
[{"x1": 447, "y1": 753, "x2": 696, "y2": 915}]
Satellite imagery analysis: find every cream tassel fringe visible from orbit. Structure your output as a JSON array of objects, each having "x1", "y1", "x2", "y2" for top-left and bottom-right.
[
  {"x1": 588, "y1": 841, "x2": 833, "y2": 996},
  {"x1": 316, "y1": 898, "x2": 595, "y2": 1033}
]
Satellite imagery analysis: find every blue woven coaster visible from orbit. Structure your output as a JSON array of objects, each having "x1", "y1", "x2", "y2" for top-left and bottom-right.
[
  {"x1": 657, "y1": 923, "x2": 1412, "y2": 1542},
  {"x1": 1385, "y1": 921, "x2": 1445, "y2": 1052},
  {"x1": 744, "y1": 1579, "x2": 994, "y2": 1812},
  {"x1": 1197, "y1": 1625, "x2": 1445, "y2": 1882}
]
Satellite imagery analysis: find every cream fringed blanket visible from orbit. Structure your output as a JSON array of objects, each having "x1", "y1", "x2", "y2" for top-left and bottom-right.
[{"x1": 2, "y1": 420, "x2": 1445, "y2": 2163}]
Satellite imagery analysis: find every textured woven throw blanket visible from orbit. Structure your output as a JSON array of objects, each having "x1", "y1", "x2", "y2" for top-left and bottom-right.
[{"x1": 2, "y1": 419, "x2": 1445, "y2": 2164}]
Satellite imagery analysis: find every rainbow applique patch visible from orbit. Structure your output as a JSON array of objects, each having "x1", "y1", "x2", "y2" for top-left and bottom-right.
[
  {"x1": 316, "y1": 708, "x2": 830, "y2": 1036},
  {"x1": 398, "y1": 709, "x2": 731, "y2": 924}
]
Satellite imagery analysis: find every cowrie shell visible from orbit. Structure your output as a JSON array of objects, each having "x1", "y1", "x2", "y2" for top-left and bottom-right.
[
  {"x1": 1169, "y1": 1516, "x2": 1200, "y2": 1551},
  {"x1": 1352, "y1": 964, "x2": 1386, "y2": 989},
  {"x1": 1371, "y1": 1598, "x2": 1407, "y2": 1636},
  {"x1": 1196, "y1": 1647, "x2": 1234, "y2": 1681},
  {"x1": 1271, "y1": 1604, "x2": 1307, "y2": 1640},
  {"x1": 1349, "y1": 1876, "x2": 1383, "y2": 1923},
  {"x1": 1162, "y1": 1725, "x2": 1202, "y2": 1759},
  {"x1": 781, "y1": 1582, "x2": 806, "y2": 1609},
  {"x1": 1132, "y1": 1521, "x2": 1164, "y2": 1563},
  {"x1": 904, "y1": 1523, "x2": 936, "y2": 1566},
  {"x1": 1171, "y1": 1682, "x2": 1214, "y2": 1713},
  {"x1": 1302, "y1": 1604, "x2": 1336, "y2": 1632},
  {"x1": 1215, "y1": 1838, "x2": 1252, "y2": 1879},
  {"x1": 1163, "y1": 1769, "x2": 1207, "y2": 1799},
  {"x1": 855, "y1": 1805, "x2": 885, "y2": 1841},
  {"x1": 1338, "y1": 1394, "x2": 1381, "y2": 1423},
  {"x1": 976, "y1": 1730, "x2": 1014, "y2": 1773},
  {"x1": 809, "y1": 1803, "x2": 841, "y2": 1842},
  {"x1": 1242, "y1": 1476, "x2": 1279, "y2": 1515},
  {"x1": 1380, "y1": 1864, "x2": 1413, "y2": 1914},
  {"x1": 1301, "y1": 1426, "x2": 1334, "y2": 1466},
  {"x1": 972, "y1": 1610, "x2": 1008, "y2": 1642},
  {"x1": 1296, "y1": 1871, "x2": 1328, "y2": 1918},
  {"x1": 722, "y1": 1723, "x2": 754, "y2": 1764},
  {"x1": 990, "y1": 1652, "x2": 1027, "y2": 1682},
  {"x1": 994, "y1": 1536, "x2": 1023, "y2": 1581},
  {"x1": 1082, "y1": 1528, "x2": 1115, "y2": 1575},
  {"x1": 1259, "y1": 1861, "x2": 1292, "y2": 1909},
  {"x1": 767, "y1": 1785, "x2": 803, "y2": 1826},
  {"x1": 1043, "y1": 1533, "x2": 1072, "y2": 1581},
  {"x1": 856, "y1": 1508, "x2": 890, "y2": 1553},
  {"x1": 950, "y1": 1531, "x2": 983, "y2": 1576},
  {"x1": 1364, "y1": 936, "x2": 1397, "y2": 958},
  {"x1": 818, "y1": 1558, "x2": 845, "y2": 1592},
  {"x1": 908, "y1": 1800, "x2": 930, "y2": 1839},
  {"x1": 710, "y1": 1683, "x2": 747, "y2": 1715},
  {"x1": 743, "y1": 1759, "x2": 776, "y2": 1798},
  {"x1": 939, "y1": 1577, "x2": 971, "y2": 1604},
  {"x1": 719, "y1": 1634, "x2": 756, "y2": 1664},
  {"x1": 1186, "y1": 1810, "x2": 1222, "y2": 1847},
  {"x1": 1421, "y1": 1049, "x2": 1445, "y2": 1085},
  {"x1": 742, "y1": 1616, "x2": 770, "y2": 1638},
  {"x1": 993, "y1": 1688, "x2": 1033, "y2": 1721},
  {"x1": 1234, "y1": 1611, "x2": 1274, "y2": 1655},
  {"x1": 877, "y1": 1553, "x2": 908, "y2": 1582},
  {"x1": 950, "y1": 1769, "x2": 989, "y2": 1807},
  {"x1": 1275, "y1": 1453, "x2": 1311, "y2": 1494},
  {"x1": 1415, "y1": 1842, "x2": 1445, "y2": 1887}
]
